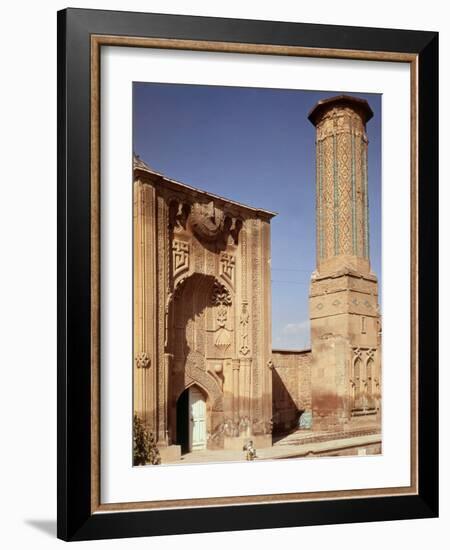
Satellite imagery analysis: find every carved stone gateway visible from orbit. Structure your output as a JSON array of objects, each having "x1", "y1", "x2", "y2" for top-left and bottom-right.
[{"x1": 133, "y1": 158, "x2": 275, "y2": 456}]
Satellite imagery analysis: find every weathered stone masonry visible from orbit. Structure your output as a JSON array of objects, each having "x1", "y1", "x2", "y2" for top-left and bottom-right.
[
  {"x1": 307, "y1": 95, "x2": 381, "y2": 432},
  {"x1": 134, "y1": 157, "x2": 274, "y2": 458},
  {"x1": 133, "y1": 95, "x2": 381, "y2": 459}
]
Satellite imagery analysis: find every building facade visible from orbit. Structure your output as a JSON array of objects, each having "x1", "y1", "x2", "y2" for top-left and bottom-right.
[
  {"x1": 133, "y1": 95, "x2": 381, "y2": 461},
  {"x1": 133, "y1": 157, "x2": 275, "y2": 459}
]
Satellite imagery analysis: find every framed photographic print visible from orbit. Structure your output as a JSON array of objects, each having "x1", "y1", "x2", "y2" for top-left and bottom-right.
[{"x1": 57, "y1": 8, "x2": 438, "y2": 541}]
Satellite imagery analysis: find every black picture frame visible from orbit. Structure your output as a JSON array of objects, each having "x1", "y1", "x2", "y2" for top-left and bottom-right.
[{"x1": 57, "y1": 7, "x2": 438, "y2": 542}]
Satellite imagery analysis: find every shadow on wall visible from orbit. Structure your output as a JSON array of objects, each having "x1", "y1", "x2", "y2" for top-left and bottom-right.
[{"x1": 271, "y1": 368, "x2": 300, "y2": 439}]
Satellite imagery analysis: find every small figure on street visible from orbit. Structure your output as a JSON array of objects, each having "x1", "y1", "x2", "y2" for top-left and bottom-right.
[{"x1": 243, "y1": 440, "x2": 257, "y2": 461}]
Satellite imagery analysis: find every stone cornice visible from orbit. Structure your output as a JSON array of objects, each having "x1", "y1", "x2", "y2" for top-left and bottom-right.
[{"x1": 134, "y1": 156, "x2": 277, "y2": 221}]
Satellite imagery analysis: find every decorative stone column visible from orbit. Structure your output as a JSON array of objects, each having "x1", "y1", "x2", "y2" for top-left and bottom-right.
[
  {"x1": 308, "y1": 96, "x2": 381, "y2": 432},
  {"x1": 232, "y1": 359, "x2": 240, "y2": 423},
  {"x1": 133, "y1": 177, "x2": 158, "y2": 432}
]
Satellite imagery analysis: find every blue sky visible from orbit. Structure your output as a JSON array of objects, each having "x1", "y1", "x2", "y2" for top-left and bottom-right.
[{"x1": 133, "y1": 83, "x2": 381, "y2": 350}]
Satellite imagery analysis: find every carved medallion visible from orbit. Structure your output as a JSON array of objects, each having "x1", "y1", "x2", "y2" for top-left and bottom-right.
[
  {"x1": 190, "y1": 201, "x2": 225, "y2": 242},
  {"x1": 135, "y1": 351, "x2": 150, "y2": 369},
  {"x1": 211, "y1": 281, "x2": 232, "y2": 307}
]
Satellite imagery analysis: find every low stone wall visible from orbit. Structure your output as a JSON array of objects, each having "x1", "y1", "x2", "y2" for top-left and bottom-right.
[
  {"x1": 314, "y1": 442, "x2": 381, "y2": 457},
  {"x1": 271, "y1": 349, "x2": 312, "y2": 434}
]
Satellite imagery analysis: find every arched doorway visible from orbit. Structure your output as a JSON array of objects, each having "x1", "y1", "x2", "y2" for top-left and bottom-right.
[
  {"x1": 168, "y1": 273, "x2": 229, "y2": 450},
  {"x1": 176, "y1": 385, "x2": 207, "y2": 453}
]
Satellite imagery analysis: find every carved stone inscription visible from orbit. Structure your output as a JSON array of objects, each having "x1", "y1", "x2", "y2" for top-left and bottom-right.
[{"x1": 172, "y1": 240, "x2": 189, "y2": 277}]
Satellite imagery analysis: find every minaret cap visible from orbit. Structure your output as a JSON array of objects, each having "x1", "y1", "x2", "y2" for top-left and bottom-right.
[{"x1": 308, "y1": 95, "x2": 373, "y2": 126}]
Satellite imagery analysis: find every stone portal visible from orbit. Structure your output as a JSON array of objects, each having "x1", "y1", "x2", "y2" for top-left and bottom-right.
[{"x1": 133, "y1": 158, "x2": 275, "y2": 457}]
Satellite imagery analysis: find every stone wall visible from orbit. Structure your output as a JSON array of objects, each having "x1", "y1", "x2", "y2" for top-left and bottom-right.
[{"x1": 271, "y1": 349, "x2": 312, "y2": 434}]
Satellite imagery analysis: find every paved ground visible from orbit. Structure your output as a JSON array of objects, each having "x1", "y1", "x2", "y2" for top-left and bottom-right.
[{"x1": 164, "y1": 429, "x2": 381, "y2": 464}]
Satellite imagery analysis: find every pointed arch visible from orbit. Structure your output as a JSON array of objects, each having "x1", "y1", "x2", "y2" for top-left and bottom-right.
[
  {"x1": 353, "y1": 356, "x2": 363, "y2": 410},
  {"x1": 366, "y1": 356, "x2": 374, "y2": 409}
]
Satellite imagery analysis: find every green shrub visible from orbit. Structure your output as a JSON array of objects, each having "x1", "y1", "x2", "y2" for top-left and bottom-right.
[{"x1": 133, "y1": 414, "x2": 161, "y2": 466}]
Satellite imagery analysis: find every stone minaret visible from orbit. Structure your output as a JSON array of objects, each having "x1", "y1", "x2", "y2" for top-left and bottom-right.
[{"x1": 308, "y1": 96, "x2": 381, "y2": 432}]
